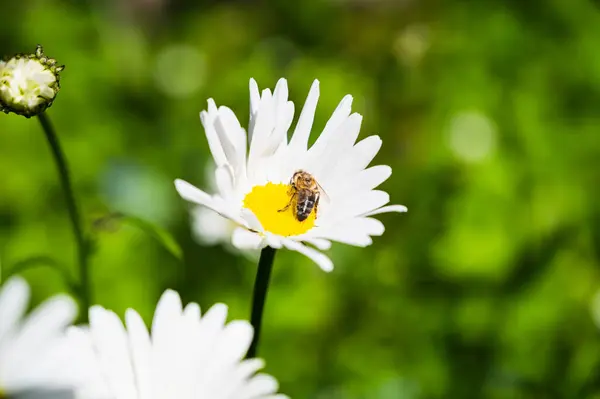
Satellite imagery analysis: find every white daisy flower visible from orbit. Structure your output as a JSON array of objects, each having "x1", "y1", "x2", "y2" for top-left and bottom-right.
[
  {"x1": 0, "y1": 276, "x2": 86, "y2": 397},
  {"x1": 0, "y1": 45, "x2": 64, "y2": 118},
  {"x1": 69, "y1": 289, "x2": 288, "y2": 399},
  {"x1": 175, "y1": 78, "x2": 407, "y2": 272}
]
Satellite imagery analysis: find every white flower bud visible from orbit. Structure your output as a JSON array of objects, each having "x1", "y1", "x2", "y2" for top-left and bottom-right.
[{"x1": 0, "y1": 45, "x2": 64, "y2": 117}]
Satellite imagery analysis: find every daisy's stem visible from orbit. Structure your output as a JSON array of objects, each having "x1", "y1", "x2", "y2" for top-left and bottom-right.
[
  {"x1": 38, "y1": 112, "x2": 91, "y2": 321},
  {"x1": 247, "y1": 246, "x2": 277, "y2": 358}
]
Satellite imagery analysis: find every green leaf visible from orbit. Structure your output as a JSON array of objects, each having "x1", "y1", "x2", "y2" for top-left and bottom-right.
[{"x1": 7, "y1": 256, "x2": 78, "y2": 292}]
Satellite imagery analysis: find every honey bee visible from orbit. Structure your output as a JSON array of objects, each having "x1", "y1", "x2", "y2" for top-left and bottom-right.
[{"x1": 278, "y1": 170, "x2": 328, "y2": 222}]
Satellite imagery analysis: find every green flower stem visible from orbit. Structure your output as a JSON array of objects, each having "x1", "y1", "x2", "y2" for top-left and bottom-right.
[
  {"x1": 38, "y1": 112, "x2": 90, "y2": 321},
  {"x1": 247, "y1": 246, "x2": 277, "y2": 359}
]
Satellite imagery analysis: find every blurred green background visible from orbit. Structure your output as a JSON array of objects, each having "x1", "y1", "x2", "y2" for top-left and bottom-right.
[{"x1": 2, "y1": 0, "x2": 600, "y2": 397}]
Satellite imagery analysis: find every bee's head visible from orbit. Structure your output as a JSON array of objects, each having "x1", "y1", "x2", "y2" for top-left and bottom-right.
[{"x1": 292, "y1": 170, "x2": 316, "y2": 189}]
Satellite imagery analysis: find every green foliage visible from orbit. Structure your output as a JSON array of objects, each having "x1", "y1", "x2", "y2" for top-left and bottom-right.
[{"x1": 1, "y1": 0, "x2": 600, "y2": 397}]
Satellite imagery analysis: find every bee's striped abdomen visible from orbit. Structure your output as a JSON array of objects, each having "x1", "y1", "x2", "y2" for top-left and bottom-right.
[{"x1": 295, "y1": 190, "x2": 317, "y2": 222}]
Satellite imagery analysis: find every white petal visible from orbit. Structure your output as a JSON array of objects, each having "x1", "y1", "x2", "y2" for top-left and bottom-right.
[
  {"x1": 175, "y1": 179, "x2": 246, "y2": 226},
  {"x1": 237, "y1": 374, "x2": 280, "y2": 399},
  {"x1": 204, "y1": 320, "x2": 253, "y2": 377},
  {"x1": 268, "y1": 92, "x2": 294, "y2": 154},
  {"x1": 312, "y1": 113, "x2": 363, "y2": 185},
  {"x1": 355, "y1": 217, "x2": 385, "y2": 236},
  {"x1": 273, "y1": 78, "x2": 288, "y2": 101},
  {"x1": 89, "y1": 306, "x2": 137, "y2": 399},
  {"x1": 18, "y1": 335, "x2": 89, "y2": 390},
  {"x1": 236, "y1": 358, "x2": 265, "y2": 378},
  {"x1": 348, "y1": 135, "x2": 383, "y2": 172},
  {"x1": 4, "y1": 295, "x2": 77, "y2": 369},
  {"x1": 152, "y1": 289, "x2": 183, "y2": 340},
  {"x1": 200, "y1": 107, "x2": 227, "y2": 167},
  {"x1": 249, "y1": 78, "x2": 261, "y2": 143},
  {"x1": 311, "y1": 216, "x2": 385, "y2": 244},
  {"x1": 175, "y1": 179, "x2": 215, "y2": 208},
  {"x1": 151, "y1": 290, "x2": 184, "y2": 399},
  {"x1": 215, "y1": 106, "x2": 247, "y2": 175},
  {"x1": 215, "y1": 165, "x2": 234, "y2": 199},
  {"x1": 288, "y1": 80, "x2": 319, "y2": 153},
  {"x1": 212, "y1": 112, "x2": 238, "y2": 169},
  {"x1": 183, "y1": 303, "x2": 200, "y2": 320},
  {"x1": 199, "y1": 303, "x2": 228, "y2": 336},
  {"x1": 324, "y1": 190, "x2": 389, "y2": 223},
  {"x1": 309, "y1": 94, "x2": 353, "y2": 156},
  {"x1": 264, "y1": 233, "x2": 283, "y2": 249},
  {"x1": 249, "y1": 78, "x2": 261, "y2": 117},
  {"x1": 282, "y1": 239, "x2": 333, "y2": 272},
  {"x1": 207, "y1": 97, "x2": 218, "y2": 114},
  {"x1": 247, "y1": 89, "x2": 276, "y2": 179},
  {"x1": 241, "y1": 208, "x2": 264, "y2": 232},
  {"x1": 125, "y1": 309, "x2": 151, "y2": 399},
  {"x1": 0, "y1": 277, "x2": 29, "y2": 347},
  {"x1": 232, "y1": 228, "x2": 263, "y2": 249},
  {"x1": 218, "y1": 106, "x2": 246, "y2": 156},
  {"x1": 356, "y1": 164, "x2": 392, "y2": 191},
  {"x1": 216, "y1": 358, "x2": 266, "y2": 398},
  {"x1": 65, "y1": 327, "x2": 112, "y2": 398},
  {"x1": 303, "y1": 237, "x2": 332, "y2": 250},
  {"x1": 308, "y1": 225, "x2": 373, "y2": 247},
  {"x1": 362, "y1": 204, "x2": 408, "y2": 217},
  {"x1": 193, "y1": 304, "x2": 229, "y2": 370}
]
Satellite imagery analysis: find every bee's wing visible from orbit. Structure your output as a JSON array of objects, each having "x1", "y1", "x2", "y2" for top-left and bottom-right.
[{"x1": 316, "y1": 181, "x2": 331, "y2": 203}]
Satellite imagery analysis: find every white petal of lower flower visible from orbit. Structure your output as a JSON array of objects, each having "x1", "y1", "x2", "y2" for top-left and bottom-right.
[
  {"x1": 175, "y1": 78, "x2": 407, "y2": 271},
  {"x1": 0, "y1": 277, "x2": 29, "y2": 346},
  {"x1": 89, "y1": 306, "x2": 138, "y2": 399},
  {"x1": 124, "y1": 309, "x2": 152, "y2": 399},
  {"x1": 0, "y1": 277, "x2": 86, "y2": 396},
  {"x1": 73, "y1": 290, "x2": 288, "y2": 399},
  {"x1": 3, "y1": 295, "x2": 78, "y2": 386}
]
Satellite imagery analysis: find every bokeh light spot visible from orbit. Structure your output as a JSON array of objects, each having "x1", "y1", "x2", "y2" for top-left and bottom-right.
[
  {"x1": 447, "y1": 111, "x2": 497, "y2": 163},
  {"x1": 153, "y1": 44, "x2": 206, "y2": 98}
]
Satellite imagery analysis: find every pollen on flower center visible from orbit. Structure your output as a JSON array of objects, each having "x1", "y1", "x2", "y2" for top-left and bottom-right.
[{"x1": 243, "y1": 182, "x2": 316, "y2": 237}]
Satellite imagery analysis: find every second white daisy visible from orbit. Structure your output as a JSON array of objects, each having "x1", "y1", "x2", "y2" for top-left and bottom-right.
[
  {"x1": 70, "y1": 289, "x2": 288, "y2": 399},
  {"x1": 175, "y1": 78, "x2": 407, "y2": 271}
]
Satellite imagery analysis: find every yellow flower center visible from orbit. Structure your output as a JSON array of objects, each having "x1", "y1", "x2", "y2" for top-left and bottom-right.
[{"x1": 243, "y1": 182, "x2": 316, "y2": 237}]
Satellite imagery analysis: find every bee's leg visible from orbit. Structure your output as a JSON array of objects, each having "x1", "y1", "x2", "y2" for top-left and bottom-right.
[{"x1": 278, "y1": 197, "x2": 294, "y2": 213}]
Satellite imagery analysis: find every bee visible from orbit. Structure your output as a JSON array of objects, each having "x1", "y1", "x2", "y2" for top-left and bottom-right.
[{"x1": 278, "y1": 170, "x2": 328, "y2": 222}]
